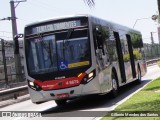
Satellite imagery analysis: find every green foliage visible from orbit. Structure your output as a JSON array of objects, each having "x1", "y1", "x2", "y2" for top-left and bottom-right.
[
  {"x1": 97, "y1": 25, "x2": 110, "y2": 41},
  {"x1": 129, "y1": 32, "x2": 143, "y2": 48},
  {"x1": 123, "y1": 53, "x2": 130, "y2": 62},
  {"x1": 133, "y1": 49, "x2": 142, "y2": 60},
  {"x1": 123, "y1": 49, "x2": 142, "y2": 62}
]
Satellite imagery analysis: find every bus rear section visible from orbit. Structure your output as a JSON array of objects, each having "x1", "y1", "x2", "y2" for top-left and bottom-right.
[{"x1": 24, "y1": 16, "x2": 101, "y2": 105}]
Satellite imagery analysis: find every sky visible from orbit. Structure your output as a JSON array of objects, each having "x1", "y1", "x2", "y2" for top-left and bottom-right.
[{"x1": 0, "y1": 0, "x2": 159, "y2": 43}]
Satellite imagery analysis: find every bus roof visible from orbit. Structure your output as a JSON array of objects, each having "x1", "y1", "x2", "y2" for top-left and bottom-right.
[
  {"x1": 25, "y1": 14, "x2": 141, "y2": 34},
  {"x1": 25, "y1": 14, "x2": 90, "y2": 27}
]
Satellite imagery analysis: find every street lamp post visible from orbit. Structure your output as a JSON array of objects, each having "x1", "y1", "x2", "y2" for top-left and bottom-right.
[
  {"x1": 151, "y1": 32, "x2": 157, "y2": 44},
  {"x1": 133, "y1": 15, "x2": 158, "y2": 28},
  {"x1": 133, "y1": 17, "x2": 151, "y2": 28}
]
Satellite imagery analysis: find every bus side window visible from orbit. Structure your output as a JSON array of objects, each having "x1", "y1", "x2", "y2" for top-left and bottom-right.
[
  {"x1": 93, "y1": 25, "x2": 110, "y2": 69},
  {"x1": 95, "y1": 26, "x2": 105, "y2": 54},
  {"x1": 130, "y1": 33, "x2": 143, "y2": 48},
  {"x1": 130, "y1": 33, "x2": 143, "y2": 60},
  {"x1": 94, "y1": 25, "x2": 110, "y2": 54}
]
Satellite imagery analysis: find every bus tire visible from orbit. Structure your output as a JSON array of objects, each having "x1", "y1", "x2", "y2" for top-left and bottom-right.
[
  {"x1": 55, "y1": 99, "x2": 67, "y2": 106},
  {"x1": 136, "y1": 66, "x2": 141, "y2": 84},
  {"x1": 35, "y1": 101, "x2": 44, "y2": 104},
  {"x1": 110, "y1": 72, "x2": 119, "y2": 98}
]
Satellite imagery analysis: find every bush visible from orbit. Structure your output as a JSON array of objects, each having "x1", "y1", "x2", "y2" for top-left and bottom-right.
[
  {"x1": 123, "y1": 53, "x2": 130, "y2": 62},
  {"x1": 133, "y1": 49, "x2": 142, "y2": 60},
  {"x1": 123, "y1": 49, "x2": 142, "y2": 62}
]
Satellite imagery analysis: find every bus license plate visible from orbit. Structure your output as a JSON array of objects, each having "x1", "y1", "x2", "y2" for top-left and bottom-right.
[{"x1": 57, "y1": 93, "x2": 69, "y2": 99}]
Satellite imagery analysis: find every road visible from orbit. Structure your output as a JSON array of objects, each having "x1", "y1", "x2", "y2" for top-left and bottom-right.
[{"x1": 1, "y1": 64, "x2": 160, "y2": 120}]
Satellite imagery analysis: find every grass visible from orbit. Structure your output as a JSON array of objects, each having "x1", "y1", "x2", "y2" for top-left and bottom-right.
[{"x1": 101, "y1": 77, "x2": 160, "y2": 120}]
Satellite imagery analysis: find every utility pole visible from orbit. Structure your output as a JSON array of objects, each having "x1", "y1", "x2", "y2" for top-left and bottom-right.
[
  {"x1": 151, "y1": 32, "x2": 155, "y2": 59},
  {"x1": 10, "y1": 0, "x2": 26, "y2": 82},
  {"x1": 151, "y1": 32, "x2": 154, "y2": 44}
]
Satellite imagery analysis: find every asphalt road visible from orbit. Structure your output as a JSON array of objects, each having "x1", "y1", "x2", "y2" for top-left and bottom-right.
[{"x1": 1, "y1": 64, "x2": 160, "y2": 120}]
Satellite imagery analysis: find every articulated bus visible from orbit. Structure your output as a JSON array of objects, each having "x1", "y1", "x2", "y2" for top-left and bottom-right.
[{"x1": 24, "y1": 14, "x2": 147, "y2": 106}]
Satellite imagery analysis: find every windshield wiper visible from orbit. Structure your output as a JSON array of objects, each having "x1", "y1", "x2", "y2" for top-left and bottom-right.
[
  {"x1": 63, "y1": 28, "x2": 74, "y2": 50},
  {"x1": 61, "y1": 28, "x2": 74, "y2": 62},
  {"x1": 37, "y1": 33, "x2": 49, "y2": 52},
  {"x1": 37, "y1": 33, "x2": 53, "y2": 68}
]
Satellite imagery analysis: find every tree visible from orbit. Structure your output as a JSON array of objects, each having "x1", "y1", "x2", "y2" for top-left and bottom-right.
[{"x1": 83, "y1": 0, "x2": 95, "y2": 7}]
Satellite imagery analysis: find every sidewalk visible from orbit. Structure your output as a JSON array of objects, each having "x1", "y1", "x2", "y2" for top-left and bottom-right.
[
  {"x1": 0, "y1": 94, "x2": 30, "y2": 108},
  {"x1": 0, "y1": 81, "x2": 29, "y2": 109}
]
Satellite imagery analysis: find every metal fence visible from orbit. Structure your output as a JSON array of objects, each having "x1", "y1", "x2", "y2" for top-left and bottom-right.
[
  {"x1": 0, "y1": 40, "x2": 25, "y2": 90},
  {"x1": 144, "y1": 43, "x2": 160, "y2": 60}
]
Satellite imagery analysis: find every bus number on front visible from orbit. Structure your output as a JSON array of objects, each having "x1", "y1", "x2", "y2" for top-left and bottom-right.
[{"x1": 66, "y1": 80, "x2": 79, "y2": 85}]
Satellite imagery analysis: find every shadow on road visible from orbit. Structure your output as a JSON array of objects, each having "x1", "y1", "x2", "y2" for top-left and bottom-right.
[{"x1": 41, "y1": 79, "x2": 151, "y2": 117}]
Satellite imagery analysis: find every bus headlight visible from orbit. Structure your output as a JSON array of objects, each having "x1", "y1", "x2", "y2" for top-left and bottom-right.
[
  {"x1": 81, "y1": 70, "x2": 96, "y2": 84},
  {"x1": 29, "y1": 81, "x2": 34, "y2": 86},
  {"x1": 88, "y1": 72, "x2": 94, "y2": 78},
  {"x1": 27, "y1": 80, "x2": 42, "y2": 91}
]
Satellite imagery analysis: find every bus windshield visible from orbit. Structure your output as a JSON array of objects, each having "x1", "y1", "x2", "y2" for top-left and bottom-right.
[{"x1": 26, "y1": 29, "x2": 91, "y2": 75}]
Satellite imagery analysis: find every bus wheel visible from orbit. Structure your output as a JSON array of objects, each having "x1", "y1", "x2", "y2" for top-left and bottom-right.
[
  {"x1": 35, "y1": 102, "x2": 43, "y2": 104},
  {"x1": 55, "y1": 99, "x2": 67, "y2": 106},
  {"x1": 136, "y1": 67, "x2": 141, "y2": 84},
  {"x1": 111, "y1": 73, "x2": 119, "y2": 98}
]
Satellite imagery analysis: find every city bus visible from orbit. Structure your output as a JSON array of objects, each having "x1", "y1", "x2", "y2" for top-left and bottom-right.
[{"x1": 24, "y1": 14, "x2": 147, "y2": 106}]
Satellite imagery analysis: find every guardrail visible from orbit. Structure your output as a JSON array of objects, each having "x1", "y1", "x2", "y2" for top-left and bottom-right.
[
  {"x1": 0, "y1": 58, "x2": 160, "y2": 101},
  {"x1": 146, "y1": 58, "x2": 160, "y2": 65},
  {"x1": 0, "y1": 85, "x2": 28, "y2": 101}
]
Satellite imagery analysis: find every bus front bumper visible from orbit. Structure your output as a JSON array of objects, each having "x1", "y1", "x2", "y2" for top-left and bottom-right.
[{"x1": 28, "y1": 79, "x2": 100, "y2": 103}]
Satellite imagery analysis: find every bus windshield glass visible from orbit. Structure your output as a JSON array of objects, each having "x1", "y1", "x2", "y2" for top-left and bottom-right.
[{"x1": 26, "y1": 29, "x2": 91, "y2": 75}]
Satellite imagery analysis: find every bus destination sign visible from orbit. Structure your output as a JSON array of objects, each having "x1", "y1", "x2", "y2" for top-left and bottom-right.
[{"x1": 32, "y1": 20, "x2": 81, "y2": 34}]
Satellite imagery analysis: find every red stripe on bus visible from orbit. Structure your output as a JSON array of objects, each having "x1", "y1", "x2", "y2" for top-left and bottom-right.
[{"x1": 34, "y1": 73, "x2": 86, "y2": 91}]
